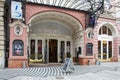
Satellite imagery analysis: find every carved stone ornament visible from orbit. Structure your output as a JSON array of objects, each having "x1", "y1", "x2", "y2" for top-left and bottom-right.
[{"x1": 14, "y1": 24, "x2": 23, "y2": 36}]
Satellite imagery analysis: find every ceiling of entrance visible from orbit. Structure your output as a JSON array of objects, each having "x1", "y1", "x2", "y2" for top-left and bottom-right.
[
  {"x1": 27, "y1": 0, "x2": 91, "y2": 11},
  {"x1": 29, "y1": 12, "x2": 82, "y2": 35},
  {"x1": 27, "y1": 0, "x2": 107, "y2": 13}
]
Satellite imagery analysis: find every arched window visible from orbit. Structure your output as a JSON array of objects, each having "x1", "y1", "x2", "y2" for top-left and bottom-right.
[{"x1": 99, "y1": 26, "x2": 112, "y2": 36}]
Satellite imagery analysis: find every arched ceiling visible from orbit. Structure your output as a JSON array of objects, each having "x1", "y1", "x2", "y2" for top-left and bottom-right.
[
  {"x1": 28, "y1": 11, "x2": 83, "y2": 35},
  {"x1": 27, "y1": 0, "x2": 91, "y2": 11}
]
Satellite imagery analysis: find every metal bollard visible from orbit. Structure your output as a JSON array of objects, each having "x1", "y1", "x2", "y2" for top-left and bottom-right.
[
  {"x1": 88, "y1": 60, "x2": 90, "y2": 65},
  {"x1": 22, "y1": 61, "x2": 26, "y2": 68},
  {"x1": 98, "y1": 61, "x2": 101, "y2": 65}
]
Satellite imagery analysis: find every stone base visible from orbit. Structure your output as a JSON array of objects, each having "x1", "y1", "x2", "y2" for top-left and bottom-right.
[
  {"x1": 8, "y1": 59, "x2": 28, "y2": 68},
  {"x1": 78, "y1": 57, "x2": 96, "y2": 65},
  {"x1": 73, "y1": 57, "x2": 96, "y2": 65}
]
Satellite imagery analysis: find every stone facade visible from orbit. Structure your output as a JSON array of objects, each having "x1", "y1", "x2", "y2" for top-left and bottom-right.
[
  {"x1": 0, "y1": 0, "x2": 5, "y2": 68},
  {"x1": 7, "y1": 0, "x2": 120, "y2": 67}
]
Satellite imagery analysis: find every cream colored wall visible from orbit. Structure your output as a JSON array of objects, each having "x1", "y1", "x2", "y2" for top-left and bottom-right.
[{"x1": 0, "y1": 0, "x2": 5, "y2": 68}]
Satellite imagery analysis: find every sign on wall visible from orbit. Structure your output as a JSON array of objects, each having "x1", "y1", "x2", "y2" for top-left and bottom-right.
[{"x1": 11, "y1": 1, "x2": 22, "y2": 19}]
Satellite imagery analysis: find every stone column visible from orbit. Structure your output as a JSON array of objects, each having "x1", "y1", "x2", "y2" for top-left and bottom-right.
[{"x1": 0, "y1": 0, "x2": 5, "y2": 68}]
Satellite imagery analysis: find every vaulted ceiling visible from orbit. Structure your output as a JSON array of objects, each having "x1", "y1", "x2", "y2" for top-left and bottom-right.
[{"x1": 26, "y1": 0, "x2": 109, "y2": 14}]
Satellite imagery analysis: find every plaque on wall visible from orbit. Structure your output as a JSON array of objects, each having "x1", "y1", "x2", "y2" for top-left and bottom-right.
[{"x1": 13, "y1": 40, "x2": 24, "y2": 56}]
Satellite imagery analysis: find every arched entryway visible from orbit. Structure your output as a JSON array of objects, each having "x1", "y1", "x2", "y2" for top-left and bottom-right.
[{"x1": 28, "y1": 11, "x2": 83, "y2": 63}]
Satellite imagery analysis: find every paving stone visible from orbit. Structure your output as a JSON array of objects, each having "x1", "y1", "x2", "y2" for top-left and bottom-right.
[{"x1": 0, "y1": 62, "x2": 120, "y2": 80}]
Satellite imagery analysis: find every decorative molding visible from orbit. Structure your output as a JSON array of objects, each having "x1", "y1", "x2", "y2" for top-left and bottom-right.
[
  {"x1": 14, "y1": 24, "x2": 23, "y2": 36},
  {"x1": 9, "y1": 20, "x2": 28, "y2": 28}
]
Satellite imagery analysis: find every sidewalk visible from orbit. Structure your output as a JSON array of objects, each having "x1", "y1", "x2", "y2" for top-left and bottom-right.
[{"x1": 0, "y1": 62, "x2": 120, "y2": 80}]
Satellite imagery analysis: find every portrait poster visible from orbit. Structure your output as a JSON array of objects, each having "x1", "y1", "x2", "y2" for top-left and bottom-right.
[{"x1": 13, "y1": 40, "x2": 24, "y2": 56}]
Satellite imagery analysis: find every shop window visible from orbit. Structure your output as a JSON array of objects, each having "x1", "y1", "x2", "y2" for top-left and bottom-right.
[
  {"x1": 12, "y1": 40, "x2": 24, "y2": 56},
  {"x1": 108, "y1": 41, "x2": 112, "y2": 58},
  {"x1": 60, "y1": 41, "x2": 65, "y2": 63},
  {"x1": 66, "y1": 41, "x2": 71, "y2": 58},
  {"x1": 30, "y1": 39, "x2": 35, "y2": 59},
  {"x1": 98, "y1": 41, "x2": 101, "y2": 59},
  {"x1": 38, "y1": 40, "x2": 42, "y2": 60},
  {"x1": 86, "y1": 43, "x2": 93, "y2": 56}
]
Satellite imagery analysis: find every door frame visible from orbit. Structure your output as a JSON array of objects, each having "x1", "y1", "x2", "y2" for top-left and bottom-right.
[
  {"x1": 49, "y1": 39, "x2": 58, "y2": 62},
  {"x1": 28, "y1": 35, "x2": 72, "y2": 63}
]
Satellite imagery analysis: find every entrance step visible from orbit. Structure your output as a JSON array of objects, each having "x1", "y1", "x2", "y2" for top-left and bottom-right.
[{"x1": 29, "y1": 63, "x2": 62, "y2": 67}]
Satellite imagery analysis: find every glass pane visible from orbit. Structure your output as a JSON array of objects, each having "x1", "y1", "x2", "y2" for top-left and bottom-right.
[
  {"x1": 98, "y1": 41, "x2": 101, "y2": 59},
  {"x1": 86, "y1": 43, "x2": 93, "y2": 56},
  {"x1": 103, "y1": 40, "x2": 107, "y2": 59},
  {"x1": 30, "y1": 40, "x2": 35, "y2": 59},
  {"x1": 38, "y1": 40, "x2": 42, "y2": 60},
  {"x1": 66, "y1": 41, "x2": 71, "y2": 58},
  {"x1": 108, "y1": 41, "x2": 112, "y2": 58},
  {"x1": 108, "y1": 28, "x2": 112, "y2": 36},
  {"x1": 102, "y1": 26, "x2": 107, "y2": 34},
  {"x1": 99, "y1": 27, "x2": 101, "y2": 35},
  {"x1": 60, "y1": 41, "x2": 65, "y2": 63}
]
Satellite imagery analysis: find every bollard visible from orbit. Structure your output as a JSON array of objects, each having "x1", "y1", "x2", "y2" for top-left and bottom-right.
[
  {"x1": 22, "y1": 61, "x2": 26, "y2": 68},
  {"x1": 98, "y1": 61, "x2": 101, "y2": 65},
  {"x1": 88, "y1": 60, "x2": 90, "y2": 65}
]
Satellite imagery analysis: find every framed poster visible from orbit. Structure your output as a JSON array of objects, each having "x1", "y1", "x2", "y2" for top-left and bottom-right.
[
  {"x1": 13, "y1": 40, "x2": 24, "y2": 56},
  {"x1": 86, "y1": 43, "x2": 93, "y2": 56}
]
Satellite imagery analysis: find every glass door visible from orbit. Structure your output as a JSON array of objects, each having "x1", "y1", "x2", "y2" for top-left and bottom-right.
[
  {"x1": 98, "y1": 40, "x2": 112, "y2": 60},
  {"x1": 108, "y1": 41, "x2": 112, "y2": 58},
  {"x1": 103, "y1": 40, "x2": 107, "y2": 59}
]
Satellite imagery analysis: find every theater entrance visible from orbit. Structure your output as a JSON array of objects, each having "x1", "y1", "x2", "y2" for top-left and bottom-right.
[
  {"x1": 49, "y1": 39, "x2": 58, "y2": 62},
  {"x1": 28, "y1": 11, "x2": 83, "y2": 64}
]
